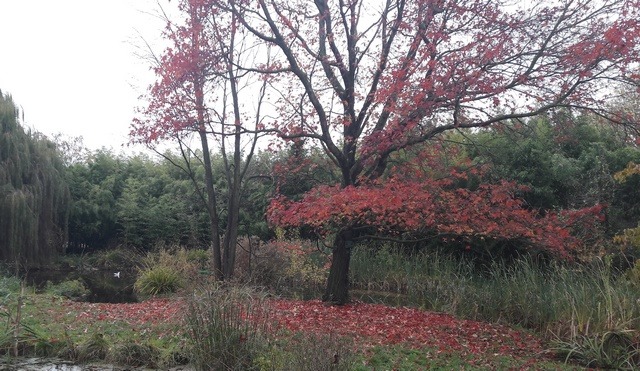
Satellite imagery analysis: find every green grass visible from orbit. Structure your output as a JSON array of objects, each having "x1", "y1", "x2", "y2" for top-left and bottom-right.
[
  {"x1": 352, "y1": 345, "x2": 585, "y2": 370},
  {"x1": 1, "y1": 244, "x2": 638, "y2": 369},
  {"x1": 349, "y1": 244, "x2": 640, "y2": 369},
  {"x1": 350, "y1": 246, "x2": 640, "y2": 333},
  {"x1": 134, "y1": 266, "x2": 182, "y2": 296}
]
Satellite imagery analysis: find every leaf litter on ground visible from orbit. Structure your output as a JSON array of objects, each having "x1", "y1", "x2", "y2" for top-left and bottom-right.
[{"x1": 55, "y1": 296, "x2": 552, "y2": 364}]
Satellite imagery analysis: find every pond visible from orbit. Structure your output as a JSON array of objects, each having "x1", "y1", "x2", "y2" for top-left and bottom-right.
[
  {"x1": 26, "y1": 269, "x2": 137, "y2": 303},
  {"x1": 0, "y1": 271, "x2": 194, "y2": 370},
  {"x1": 0, "y1": 358, "x2": 86, "y2": 370},
  {"x1": 0, "y1": 357, "x2": 194, "y2": 370}
]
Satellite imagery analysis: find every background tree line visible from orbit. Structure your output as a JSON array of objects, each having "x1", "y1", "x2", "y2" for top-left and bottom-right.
[{"x1": 2, "y1": 90, "x2": 640, "y2": 268}]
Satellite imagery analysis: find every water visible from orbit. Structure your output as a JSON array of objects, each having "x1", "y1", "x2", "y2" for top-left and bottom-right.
[
  {"x1": 0, "y1": 358, "x2": 91, "y2": 370},
  {"x1": 1, "y1": 271, "x2": 190, "y2": 370},
  {"x1": 0, "y1": 358, "x2": 194, "y2": 370},
  {"x1": 27, "y1": 269, "x2": 137, "y2": 303}
]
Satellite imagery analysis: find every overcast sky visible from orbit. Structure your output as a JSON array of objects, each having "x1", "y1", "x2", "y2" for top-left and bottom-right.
[{"x1": 0, "y1": 1, "x2": 169, "y2": 152}]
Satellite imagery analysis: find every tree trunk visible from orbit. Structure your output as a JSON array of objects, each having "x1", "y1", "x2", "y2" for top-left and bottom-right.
[
  {"x1": 222, "y1": 25, "x2": 244, "y2": 279},
  {"x1": 222, "y1": 193, "x2": 240, "y2": 278},
  {"x1": 322, "y1": 229, "x2": 353, "y2": 305},
  {"x1": 199, "y1": 130, "x2": 223, "y2": 280}
]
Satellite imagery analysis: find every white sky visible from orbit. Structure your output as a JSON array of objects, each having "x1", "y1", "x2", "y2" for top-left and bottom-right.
[{"x1": 0, "y1": 1, "x2": 169, "y2": 152}]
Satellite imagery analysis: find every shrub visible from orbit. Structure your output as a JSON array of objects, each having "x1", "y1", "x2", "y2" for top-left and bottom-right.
[
  {"x1": 626, "y1": 259, "x2": 640, "y2": 286},
  {"x1": 277, "y1": 332, "x2": 354, "y2": 371},
  {"x1": 143, "y1": 247, "x2": 201, "y2": 283},
  {"x1": 134, "y1": 266, "x2": 182, "y2": 297},
  {"x1": 186, "y1": 248, "x2": 209, "y2": 271},
  {"x1": 46, "y1": 279, "x2": 89, "y2": 301},
  {"x1": 107, "y1": 341, "x2": 160, "y2": 368},
  {"x1": 89, "y1": 248, "x2": 144, "y2": 270},
  {"x1": 552, "y1": 330, "x2": 640, "y2": 370},
  {"x1": 249, "y1": 239, "x2": 328, "y2": 297},
  {"x1": 76, "y1": 332, "x2": 109, "y2": 362},
  {"x1": 184, "y1": 286, "x2": 273, "y2": 370},
  {"x1": 0, "y1": 276, "x2": 21, "y2": 297}
]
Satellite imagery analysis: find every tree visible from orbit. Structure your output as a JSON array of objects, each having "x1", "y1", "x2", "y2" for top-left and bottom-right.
[
  {"x1": 131, "y1": 0, "x2": 271, "y2": 279},
  {"x1": 116, "y1": 153, "x2": 209, "y2": 249},
  {"x1": 464, "y1": 114, "x2": 640, "y2": 233},
  {"x1": 0, "y1": 90, "x2": 70, "y2": 267},
  {"x1": 66, "y1": 149, "x2": 126, "y2": 251},
  {"x1": 213, "y1": 0, "x2": 640, "y2": 304}
]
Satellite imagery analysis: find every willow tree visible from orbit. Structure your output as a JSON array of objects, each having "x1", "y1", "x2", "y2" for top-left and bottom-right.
[{"x1": 0, "y1": 90, "x2": 70, "y2": 267}]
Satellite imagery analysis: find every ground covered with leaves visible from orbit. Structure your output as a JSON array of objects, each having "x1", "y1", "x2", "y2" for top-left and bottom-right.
[{"x1": 42, "y1": 296, "x2": 566, "y2": 369}]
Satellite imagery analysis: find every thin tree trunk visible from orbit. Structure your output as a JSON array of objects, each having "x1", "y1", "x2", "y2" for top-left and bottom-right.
[
  {"x1": 322, "y1": 229, "x2": 353, "y2": 305},
  {"x1": 199, "y1": 130, "x2": 223, "y2": 280},
  {"x1": 191, "y1": 8, "x2": 223, "y2": 280},
  {"x1": 222, "y1": 20, "x2": 243, "y2": 279},
  {"x1": 222, "y1": 172, "x2": 240, "y2": 278}
]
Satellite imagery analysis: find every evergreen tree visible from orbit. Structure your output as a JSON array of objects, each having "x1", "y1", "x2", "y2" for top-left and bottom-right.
[{"x1": 0, "y1": 90, "x2": 70, "y2": 267}]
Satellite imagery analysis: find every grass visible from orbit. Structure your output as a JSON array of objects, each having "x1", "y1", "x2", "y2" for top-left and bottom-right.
[
  {"x1": 1, "y1": 243, "x2": 637, "y2": 369},
  {"x1": 134, "y1": 266, "x2": 182, "y2": 296},
  {"x1": 185, "y1": 286, "x2": 272, "y2": 370},
  {"x1": 551, "y1": 329, "x2": 640, "y2": 370},
  {"x1": 350, "y1": 246, "x2": 640, "y2": 333},
  {"x1": 349, "y1": 244, "x2": 640, "y2": 369},
  {"x1": 353, "y1": 345, "x2": 583, "y2": 370}
]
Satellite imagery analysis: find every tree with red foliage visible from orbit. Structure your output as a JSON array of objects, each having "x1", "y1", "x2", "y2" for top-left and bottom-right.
[
  {"x1": 268, "y1": 145, "x2": 605, "y2": 257},
  {"x1": 176, "y1": 0, "x2": 638, "y2": 303},
  {"x1": 131, "y1": 0, "x2": 271, "y2": 279}
]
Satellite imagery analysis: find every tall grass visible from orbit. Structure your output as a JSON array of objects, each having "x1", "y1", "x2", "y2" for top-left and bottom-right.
[
  {"x1": 184, "y1": 285, "x2": 273, "y2": 370},
  {"x1": 350, "y1": 245, "x2": 640, "y2": 337}
]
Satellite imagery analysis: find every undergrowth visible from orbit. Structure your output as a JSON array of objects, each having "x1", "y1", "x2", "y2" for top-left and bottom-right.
[{"x1": 349, "y1": 244, "x2": 640, "y2": 368}]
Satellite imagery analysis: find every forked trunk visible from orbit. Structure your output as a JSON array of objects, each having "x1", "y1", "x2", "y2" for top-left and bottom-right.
[{"x1": 322, "y1": 230, "x2": 353, "y2": 305}]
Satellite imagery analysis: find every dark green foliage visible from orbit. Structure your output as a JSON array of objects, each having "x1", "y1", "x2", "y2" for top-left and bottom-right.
[
  {"x1": 0, "y1": 91, "x2": 70, "y2": 266},
  {"x1": 66, "y1": 151, "x2": 211, "y2": 251},
  {"x1": 65, "y1": 150, "x2": 128, "y2": 250},
  {"x1": 464, "y1": 113, "x2": 640, "y2": 233},
  {"x1": 65, "y1": 148, "x2": 276, "y2": 252},
  {"x1": 116, "y1": 153, "x2": 209, "y2": 248}
]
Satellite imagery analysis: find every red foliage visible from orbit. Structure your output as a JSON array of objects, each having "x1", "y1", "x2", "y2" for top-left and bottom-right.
[
  {"x1": 270, "y1": 299, "x2": 544, "y2": 358},
  {"x1": 268, "y1": 151, "x2": 604, "y2": 257},
  {"x1": 60, "y1": 297, "x2": 548, "y2": 361},
  {"x1": 62, "y1": 298, "x2": 185, "y2": 328},
  {"x1": 130, "y1": 0, "x2": 230, "y2": 145}
]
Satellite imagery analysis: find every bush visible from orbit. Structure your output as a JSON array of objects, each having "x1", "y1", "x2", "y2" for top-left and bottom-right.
[
  {"x1": 552, "y1": 330, "x2": 640, "y2": 370},
  {"x1": 0, "y1": 276, "x2": 22, "y2": 298},
  {"x1": 89, "y1": 248, "x2": 144, "y2": 270},
  {"x1": 76, "y1": 332, "x2": 109, "y2": 362},
  {"x1": 269, "y1": 332, "x2": 354, "y2": 371},
  {"x1": 134, "y1": 266, "x2": 182, "y2": 297},
  {"x1": 143, "y1": 247, "x2": 201, "y2": 283},
  {"x1": 107, "y1": 341, "x2": 160, "y2": 368},
  {"x1": 248, "y1": 239, "x2": 328, "y2": 297},
  {"x1": 626, "y1": 259, "x2": 640, "y2": 286},
  {"x1": 186, "y1": 248, "x2": 209, "y2": 271},
  {"x1": 46, "y1": 279, "x2": 89, "y2": 301},
  {"x1": 185, "y1": 286, "x2": 273, "y2": 370}
]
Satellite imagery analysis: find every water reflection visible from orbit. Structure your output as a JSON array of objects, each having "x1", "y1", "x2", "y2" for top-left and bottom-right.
[{"x1": 27, "y1": 269, "x2": 137, "y2": 303}]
